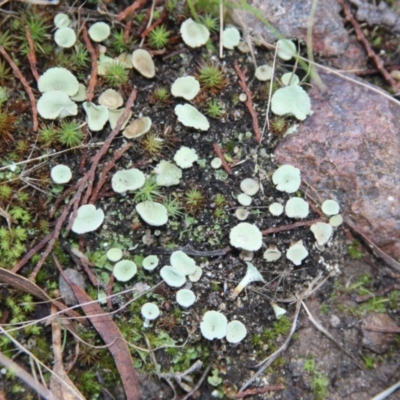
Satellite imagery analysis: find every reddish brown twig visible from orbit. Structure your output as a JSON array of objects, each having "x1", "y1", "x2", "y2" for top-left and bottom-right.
[
  {"x1": 90, "y1": 142, "x2": 131, "y2": 203},
  {"x1": 235, "y1": 385, "x2": 285, "y2": 398},
  {"x1": 81, "y1": 88, "x2": 137, "y2": 206},
  {"x1": 124, "y1": 19, "x2": 133, "y2": 44},
  {"x1": 0, "y1": 46, "x2": 38, "y2": 132},
  {"x1": 25, "y1": 27, "x2": 39, "y2": 82},
  {"x1": 363, "y1": 325, "x2": 400, "y2": 334},
  {"x1": 81, "y1": 25, "x2": 97, "y2": 102},
  {"x1": 106, "y1": 273, "x2": 115, "y2": 310},
  {"x1": 338, "y1": 0, "x2": 399, "y2": 92},
  {"x1": 355, "y1": 284, "x2": 400, "y2": 303},
  {"x1": 11, "y1": 233, "x2": 52, "y2": 273},
  {"x1": 140, "y1": 7, "x2": 168, "y2": 38},
  {"x1": 262, "y1": 218, "x2": 326, "y2": 235},
  {"x1": 213, "y1": 142, "x2": 232, "y2": 174},
  {"x1": 116, "y1": 0, "x2": 147, "y2": 22},
  {"x1": 29, "y1": 89, "x2": 138, "y2": 281},
  {"x1": 233, "y1": 60, "x2": 261, "y2": 143}
]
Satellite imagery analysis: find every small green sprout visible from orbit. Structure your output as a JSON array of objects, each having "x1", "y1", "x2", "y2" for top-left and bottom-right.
[
  {"x1": 134, "y1": 176, "x2": 161, "y2": 203},
  {"x1": 214, "y1": 194, "x2": 226, "y2": 207},
  {"x1": 207, "y1": 368, "x2": 222, "y2": 387},
  {"x1": 152, "y1": 86, "x2": 170, "y2": 103},
  {"x1": 0, "y1": 60, "x2": 11, "y2": 82},
  {"x1": 142, "y1": 133, "x2": 164, "y2": 157},
  {"x1": 201, "y1": 13, "x2": 219, "y2": 32},
  {"x1": 0, "y1": 31, "x2": 12, "y2": 52},
  {"x1": 0, "y1": 184, "x2": 12, "y2": 201},
  {"x1": 361, "y1": 354, "x2": 376, "y2": 370},
  {"x1": 104, "y1": 62, "x2": 128, "y2": 87},
  {"x1": 197, "y1": 62, "x2": 226, "y2": 93},
  {"x1": 347, "y1": 240, "x2": 363, "y2": 259},
  {"x1": 20, "y1": 13, "x2": 51, "y2": 55},
  {"x1": 71, "y1": 43, "x2": 89, "y2": 68},
  {"x1": 39, "y1": 125, "x2": 58, "y2": 146},
  {"x1": 270, "y1": 117, "x2": 288, "y2": 134},
  {"x1": 148, "y1": 25, "x2": 171, "y2": 49},
  {"x1": 205, "y1": 99, "x2": 223, "y2": 118},
  {"x1": 58, "y1": 121, "x2": 84, "y2": 148},
  {"x1": 110, "y1": 30, "x2": 133, "y2": 53},
  {"x1": 185, "y1": 188, "x2": 205, "y2": 212},
  {"x1": 162, "y1": 196, "x2": 183, "y2": 218}
]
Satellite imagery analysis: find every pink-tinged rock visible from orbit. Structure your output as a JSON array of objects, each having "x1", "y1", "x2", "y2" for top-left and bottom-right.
[
  {"x1": 230, "y1": 0, "x2": 349, "y2": 57},
  {"x1": 275, "y1": 71, "x2": 400, "y2": 259}
]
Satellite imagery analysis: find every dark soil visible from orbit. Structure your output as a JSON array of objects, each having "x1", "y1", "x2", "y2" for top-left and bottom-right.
[{"x1": 0, "y1": 1, "x2": 399, "y2": 400}]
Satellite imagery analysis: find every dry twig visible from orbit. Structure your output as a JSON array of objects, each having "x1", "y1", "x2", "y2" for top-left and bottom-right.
[
  {"x1": 262, "y1": 218, "x2": 326, "y2": 235},
  {"x1": 25, "y1": 27, "x2": 40, "y2": 82},
  {"x1": 338, "y1": 0, "x2": 398, "y2": 92},
  {"x1": 213, "y1": 142, "x2": 232, "y2": 174},
  {"x1": 0, "y1": 46, "x2": 38, "y2": 132},
  {"x1": 116, "y1": 0, "x2": 147, "y2": 21},
  {"x1": 233, "y1": 60, "x2": 261, "y2": 143},
  {"x1": 81, "y1": 24, "x2": 97, "y2": 102}
]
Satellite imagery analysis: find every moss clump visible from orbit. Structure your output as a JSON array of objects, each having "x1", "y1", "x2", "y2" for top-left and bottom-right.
[{"x1": 148, "y1": 25, "x2": 171, "y2": 49}]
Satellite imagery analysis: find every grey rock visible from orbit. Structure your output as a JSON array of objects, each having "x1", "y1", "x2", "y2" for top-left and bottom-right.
[
  {"x1": 229, "y1": 0, "x2": 349, "y2": 57},
  {"x1": 275, "y1": 71, "x2": 400, "y2": 260},
  {"x1": 59, "y1": 268, "x2": 85, "y2": 306}
]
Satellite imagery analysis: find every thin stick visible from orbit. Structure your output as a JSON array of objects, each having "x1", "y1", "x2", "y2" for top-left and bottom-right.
[
  {"x1": 234, "y1": 385, "x2": 285, "y2": 398},
  {"x1": 181, "y1": 363, "x2": 212, "y2": 400},
  {"x1": 81, "y1": 24, "x2": 97, "y2": 102},
  {"x1": 0, "y1": 46, "x2": 38, "y2": 132},
  {"x1": 338, "y1": 0, "x2": 398, "y2": 92},
  {"x1": 90, "y1": 142, "x2": 131, "y2": 204},
  {"x1": 25, "y1": 27, "x2": 40, "y2": 82},
  {"x1": 213, "y1": 142, "x2": 232, "y2": 174},
  {"x1": 233, "y1": 60, "x2": 261, "y2": 143},
  {"x1": 262, "y1": 218, "x2": 326, "y2": 235},
  {"x1": 0, "y1": 352, "x2": 54, "y2": 400},
  {"x1": 140, "y1": 7, "x2": 167, "y2": 38},
  {"x1": 219, "y1": 0, "x2": 224, "y2": 59},
  {"x1": 116, "y1": 0, "x2": 147, "y2": 22}
]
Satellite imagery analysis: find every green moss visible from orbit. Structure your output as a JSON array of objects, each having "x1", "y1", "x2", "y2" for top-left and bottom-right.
[
  {"x1": 39, "y1": 124, "x2": 58, "y2": 147},
  {"x1": 110, "y1": 29, "x2": 133, "y2": 53},
  {"x1": 134, "y1": 176, "x2": 161, "y2": 203},
  {"x1": 347, "y1": 240, "x2": 363, "y2": 259},
  {"x1": 148, "y1": 25, "x2": 171, "y2": 49},
  {"x1": 197, "y1": 63, "x2": 226, "y2": 93},
  {"x1": 0, "y1": 184, "x2": 12, "y2": 201},
  {"x1": 19, "y1": 13, "x2": 51, "y2": 55},
  {"x1": 58, "y1": 120, "x2": 84, "y2": 148},
  {"x1": 205, "y1": 99, "x2": 223, "y2": 118},
  {"x1": 104, "y1": 62, "x2": 129, "y2": 87}
]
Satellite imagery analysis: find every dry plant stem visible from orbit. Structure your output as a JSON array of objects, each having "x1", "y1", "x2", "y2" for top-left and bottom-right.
[
  {"x1": 140, "y1": 7, "x2": 167, "y2": 38},
  {"x1": 124, "y1": 19, "x2": 133, "y2": 43},
  {"x1": 81, "y1": 88, "x2": 137, "y2": 205},
  {"x1": 219, "y1": 0, "x2": 224, "y2": 59},
  {"x1": 213, "y1": 142, "x2": 232, "y2": 174},
  {"x1": 234, "y1": 385, "x2": 285, "y2": 399},
  {"x1": 25, "y1": 26, "x2": 40, "y2": 82},
  {"x1": 338, "y1": 0, "x2": 398, "y2": 92},
  {"x1": 181, "y1": 363, "x2": 212, "y2": 400},
  {"x1": 364, "y1": 325, "x2": 400, "y2": 334},
  {"x1": 262, "y1": 218, "x2": 326, "y2": 235},
  {"x1": 106, "y1": 273, "x2": 115, "y2": 310},
  {"x1": 356, "y1": 284, "x2": 400, "y2": 302},
  {"x1": 81, "y1": 24, "x2": 97, "y2": 102},
  {"x1": 0, "y1": 46, "x2": 38, "y2": 132},
  {"x1": 116, "y1": 0, "x2": 147, "y2": 21},
  {"x1": 90, "y1": 142, "x2": 131, "y2": 203},
  {"x1": 0, "y1": 351, "x2": 54, "y2": 400},
  {"x1": 233, "y1": 60, "x2": 261, "y2": 143},
  {"x1": 11, "y1": 233, "x2": 52, "y2": 273}
]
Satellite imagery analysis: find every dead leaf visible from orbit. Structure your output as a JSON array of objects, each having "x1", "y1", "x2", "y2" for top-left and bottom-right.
[
  {"x1": 0, "y1": 267, "x2": 87, "y2": 324},
  {"x1": 54, "y1": 256, "x2": 140, "y2": 400},
  {"x1": 50, "y1": 305, "x2": 86, "y2": 400}
]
